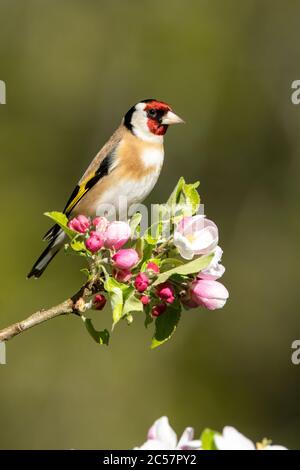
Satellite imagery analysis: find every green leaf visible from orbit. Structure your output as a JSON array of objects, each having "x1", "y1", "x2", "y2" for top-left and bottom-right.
[
  {"x1": 143, "y1": 221, "x2": 162, "y2": 244},
  {"x1": 123, "y1": 288, "x2": 143, "y2": 316},
  {"x1": 182, "y1": 182, "x2": 200, "y2": 214},
  {"x1": 151, "y1": 304, "x2": 181, "y2": 349},
  {"x1": 143, "y1": 230, "x2": 157, "y2": 245},
  {"x1": 166, "y1": 178, "x2": 200, "y2": 217},
  {"x1": 154, "y1": 220, "x2": 163, "y2": 240},
  {"x1": 148, "y1": 257, "x2": 161, "y2": 266},
  {"x1": 71, "y1": 239, "x2": 86, "y2": 252},
  {"x1": 160, "y1": 257, "x2": 184, "y2": 271},
  {"x1": 104, "y1": 277, "x2": 128, "y2": 328},
  {"x1": 130, "y1": 212, "x2": 142, "y2": 237},
  {"x1": 82, "y1": 317, "x2": 109, "y2": 345},
  {"x1": 144, "y1": 309, "x2": 153, "y2": 328},
  {"x1": 44, "y1": 210, "x2": 68, "y2": 226},
  {"x1": 139, "y1": 239, "x2": 154, "y2": 270},
  {"x1": 201, "y1": 428, "x2": 219, "y2": 450},
  {"x1": 135, "y1": 237, "x2": 144, "y2": 259},
  {"x1": 146, "y1": 204, "x2": 176, "y2": 242},
  {"x1": 104, "y1": 277, "x2": 128, "y2": 293},
  {"x1": 152, "y1": 253, "x2": 214, "y2": 286},
  {"x1": 167, "y1": 177, "x2": 185, "y2": 207},
  {"x1": 44, "y1": 211, "x2": 75, "y2": 239},
  {"x1": 109, "y1": 288, "x2": 123, "y2": 328}
]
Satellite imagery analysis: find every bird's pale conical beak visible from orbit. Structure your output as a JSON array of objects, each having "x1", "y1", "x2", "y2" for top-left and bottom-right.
[{"x1": 162, "y1": 111, "x2": 185, "y2": 125}]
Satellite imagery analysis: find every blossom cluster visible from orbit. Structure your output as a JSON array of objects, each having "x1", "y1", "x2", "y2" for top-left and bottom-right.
[
  {"x1": 134, "y1": 416, "x2": 287, "y2": 451},
  {"x1": 67, "y1": 213, "x2": 229, "y2": 316},
  {"x1": 46, "y1": 178, "x2": 229, "y2": 347}
]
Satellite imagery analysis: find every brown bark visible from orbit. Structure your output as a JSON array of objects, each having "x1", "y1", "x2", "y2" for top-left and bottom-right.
[{"x1": 0, "y1": 276, "x2": 102, "y2": 342}]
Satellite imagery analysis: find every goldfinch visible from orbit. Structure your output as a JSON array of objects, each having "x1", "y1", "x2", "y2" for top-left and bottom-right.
[{"x1": 28, "y1": 99, "x2": 184, "y2": 278}]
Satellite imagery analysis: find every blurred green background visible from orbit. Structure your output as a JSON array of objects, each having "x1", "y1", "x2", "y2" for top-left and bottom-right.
[{"x1": 1, "y1": 0, "x2": 300, "y2": 449}]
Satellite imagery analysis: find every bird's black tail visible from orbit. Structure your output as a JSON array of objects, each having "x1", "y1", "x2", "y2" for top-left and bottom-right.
[{"x1": 27, "y1": 227, "x2": 65, "y2": 279}]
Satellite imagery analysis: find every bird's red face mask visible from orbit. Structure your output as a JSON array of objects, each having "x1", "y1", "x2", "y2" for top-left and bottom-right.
[{"x1": 144, "y1": 100, "x2": 184, "y2": 136}]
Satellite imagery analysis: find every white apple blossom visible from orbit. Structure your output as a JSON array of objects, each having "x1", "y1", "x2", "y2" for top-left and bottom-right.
[
  {"x1": 214, "y1": 426, "x2": 287, "y2": 451},
  {"x1": 173, "y1": 215, "x2": 218, "y2": 260},
  {"x1": 134, "y1": 416, "x2": 201, "y2": 450},
  {"x1": 198, "y1": 245, "x2": 225, "y2": 280}
]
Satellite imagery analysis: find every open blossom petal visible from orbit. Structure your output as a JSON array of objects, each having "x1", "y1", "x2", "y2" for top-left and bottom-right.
[
  {"x1": 174, "y1": 215, "x2": 218, "y2": 260},
  {"x1": 214, "y1": 426, "x2": 255, "y2": 450},
  {"x1": 135, "y1": 439, "x2": 169, "y2": 450},
  {"x1": 199, "y1": 263, "x2": 225, "y2": 281},
  {"x1": 147, "y1": 417, "x2": 177, "y2": 449},
  {"x1": 135, "y1": 417, "x2": 201, "y2": 450},
  {"x1": 177, "y1": 427, "x2": 201, "y2": 450},
  {"x1": 173, "y1": 232, "x2": 195, "y2": 260},
  {"x1": 198, "y1": 246, "x2": 225, "y2": 280},
  {"x1": 214, "y1": 426, "x2": 287, "y2": 451}
]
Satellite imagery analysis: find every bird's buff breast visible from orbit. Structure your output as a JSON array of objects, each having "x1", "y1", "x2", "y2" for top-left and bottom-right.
[
  {"x1": 94, "y1": 170, "x2": 161, "y2": 215},
  {"x1": 95, "y1": 141, "x2": 164, "y2": 213},
  {"x1": 74, "y1": 138, "x2": 164, "y2": 217}
]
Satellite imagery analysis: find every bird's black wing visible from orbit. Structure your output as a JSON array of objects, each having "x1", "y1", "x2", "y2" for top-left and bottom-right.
[{"x1": 43, "y1": 150, "x2": 115, "y2": 242}]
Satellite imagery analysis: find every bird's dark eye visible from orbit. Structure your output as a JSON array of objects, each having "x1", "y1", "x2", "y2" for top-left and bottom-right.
[{"x1": 147, "y1": 109, "x2": 157, "y2": 118}]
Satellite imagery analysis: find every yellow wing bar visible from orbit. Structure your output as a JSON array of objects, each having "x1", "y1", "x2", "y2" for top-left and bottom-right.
[
  {"x1": 63, "y1": 172, "x2": 97, "y2": 215},
  {"x1": 63, "y1": 149, "x2": 116, "y2": 216}
]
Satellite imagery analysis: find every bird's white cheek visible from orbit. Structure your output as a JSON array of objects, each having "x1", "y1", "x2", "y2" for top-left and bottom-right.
[{"x1": 131, "y1": 107, "x2": 164, "y2": 143}]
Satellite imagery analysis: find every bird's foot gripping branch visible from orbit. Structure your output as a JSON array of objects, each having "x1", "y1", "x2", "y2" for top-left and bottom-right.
[{"x1": 0, "y1": 178, "x2": 229, "y2": 346}]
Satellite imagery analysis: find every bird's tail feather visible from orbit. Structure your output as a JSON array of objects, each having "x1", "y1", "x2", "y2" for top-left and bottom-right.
[
  {"x1": 43, "y1": 223, "x2": 61, "y2": 242},
  {"x1": 27, "y1": 229, "x2": 65, "y2": 279}
]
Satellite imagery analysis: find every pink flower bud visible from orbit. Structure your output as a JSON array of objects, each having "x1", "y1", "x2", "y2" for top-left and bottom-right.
[
  {"x1": 151, "y1": 303, "x2": 167, "y2": 317},
  {"x1": 156, "y1": 282, "x2": 176, "y2": 304},
  {"x1": 112, "y1": 248, "x2": 139, "y2": 270},
  {"x1": 146, "y1": 262, "x2": 160, "y2": 273},
  {"x1": 190, "y1": 279, "x2": 229, "y2": 310},
  {"x1": 85, "y1": 231, "x2": 104, "y2": 253},
  {"x1": 93, "y1": 294, "x2": 106, "y2": 310},
  {"x1": 134, "y1": 272, "x2": 149, "y2": 293},
  {"x1": 104, "y1": 221, "x2": 131, "y2": 250},
  {"x1": 68, "y1": 215, "x2": 90, "y2": 233},
  {"x1": 140, "y1": 295, "x2": 150, "y2": 305},
  {"x1": 92, "y1": 216, "x2": 109, "y2": 232},
  {"x1": 113, "y1": 269, "x2": 132, "y2": 283}
]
